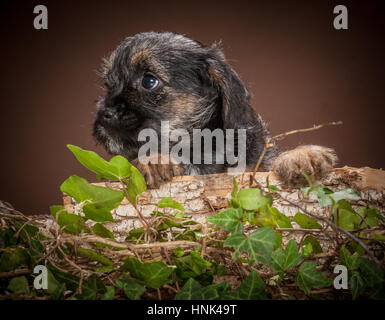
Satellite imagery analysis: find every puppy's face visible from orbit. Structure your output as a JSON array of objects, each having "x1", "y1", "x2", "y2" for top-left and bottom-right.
[{"x1": 93, "y1": 32, "x2": 227, "y2": 160}]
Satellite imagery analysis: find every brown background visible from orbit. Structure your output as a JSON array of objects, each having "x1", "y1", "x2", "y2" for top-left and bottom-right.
[{"x1": 0, "y1": 0, "x2": 384, "y2": 214}]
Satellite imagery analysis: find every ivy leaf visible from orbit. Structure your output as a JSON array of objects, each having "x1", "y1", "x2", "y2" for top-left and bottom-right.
[
  {"x1": 235, "y1": 270, "x2": 268, "y2": 299},
  {"x1": 158, "y1": 197, "x2": 185, "y2": 211},
  {"x1": 225, "y1": 227, "x2": 276, "y2": 264},
  {"x1": 301, "y1": 236, "x2": 322, "y2": 254},
  {"x1": 237, "y1": 188, "x2": 270, "y2": 211},
  {"x1": 174, "y1": 278, "x2": 203, "y2": 300},
  {"x1": 92, "y1": 223, "x2": 114, "y2": 239},
  {"x1": 207, "y1": 208, "x2": 243, "y2": 234},
  {"x1": 330, "y1": 188, "x2": 360, "y2": 203},
  {"x1": 349, "y1": 271, "x2": 366, "y2": 300},
  {"x1": 60, "y1": 175, "x2": 124, "y2": 222},
  {"x1": 75, "y1": 274, "x2": 107, "y2": 300},
  {"x1": 357, "y1": 206, "x2": 381, "y2": 227},
  {"x1": 122, "y1": 257, "x2": 173, "y2": 289},
  {"x1": 202, "y1": 282, "x2": 231, "y2": 300},
  {"x1": 173, "y1": 248, "x2": 184, "y2": 258},
  {"x1": 295, "y1": 262, "x2": 331, "y2": 294},
  {"x1": 116, "y1": 275, "x2": 146, "y2": 300},
  {"x1": 67, "y1": 144, "x2": 131, "y2": 180},
  {"x1": 371, "y1": 282, "x2": 385, "y2": 300},
  {"x1": 101, "y1": 286, "x2": 115, "y2": 300},
  {"x1": 359, "y1": 257, "x2": 384, "y2": 287},
  {"x1": 7, "y1": 276, "x2": 30, "y2": 294},
  {"x1": 255, "y1": 204, "x2": 279, "y2": 228},
  {"x1": 308, "y1": 185, "x2": 334, "y2": 207},
  {"x1": 269, "y1": 249, "x2": 285, "y2": 277},
  {"x1": 190, "y1": 251, "x2": 212, "y2": 274},
  {"x1": 50, "y1": 205, "x2": 89, "y2": 234},
  {"x1": 340, "y1": 246, "x2": 360, "y2": 270},
  {"x1": 334, "y1": 200, "x2": 361, "y2": 230},
  {"x1": 302, "y1": 243, "x2": 313, "y2": 258},
  {"x1": 293, "y1": 213, "x2": 322, "y2": 229},
  {"x1": 77, "y1": 247, "x2": 114, "y2": 267},
  {"x1": 277, "y1": 213, "x2": 292, "y2": 228},
  {"x1": 126, "y1": 166, "x2": 147, "y2": 204},
  {"x1": 0, "y1": 247, "x2": 30, "y2": 272},
  {"x1": 284, "y1": 239, "x2": 302, "y2": 270}
]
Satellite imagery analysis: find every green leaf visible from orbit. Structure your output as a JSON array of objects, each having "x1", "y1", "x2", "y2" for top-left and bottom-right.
[
  {"x1": 92, "y1": 223, "x2": 114, "y2": 239},
  {"x1": 75, "y1": 274, "x2": 107, "y2": 300},
  {"x1": 340, "y1": 246, "x2": 360, "y2": 270},
  {"x1": 207, "y1": 208, "x2": 243, "y2": 234},
  {"x1": 295, "y1": 262, "x2": 331, "y2": 294},
  {"x1": 126, "y1": 166, "x2": 147, "y2": 204},
  {"x1": 284, "y1": 239, "x2": 302, "y2": 270},
  {"x1": 308, "y1": 185, "x2": 333, "y2": 207},
  {"x1": 50, "y1": 205, "x2": 89, "y2": 234},
  {"x1": 189, "y1": 251, "x2": 212, "y2": 274},
  {"x1": 277, "y1": 213, "x2": 292, "y2": 228},
  {"x1": 371, "y1": 282, "x2": 385, "y2": 300},
  {"x1": 125, "y1": 228, "x2": 144, "y2": 241},
  {"x1": 202, "y1": 282, "x2": 231, "y2": 300},
  {"x1": 116, "y1": 275, "x2": 146, "y2": 300},
  {"x1": 357, "y1": 206, "x2": 381, "y2": 227},
  {"x1": 293, "y1": 213, "x2": 322, "y2": 229},
  {"x1": 67, "y1": 144, "x2": 131, "y2": 180},
  {"x1": 302, "y1": 243, "x2": 313, "y2": 258},
  {"x1": 101, "y1": 286, "x2": 115, "y2": 300},
  {"x1": 175, "y1": 278, "x2": 203, "y2": 300},
  {"x1": 330, "y1": 188, "x2": 360, "y2": 203},
  {"x1": 237, "y1": 188, "x2": 270, "y2": 211},
  {"x1": 8, "y1": 276, "x2": 30, "y2": 294},
  {"x1": 46, "y1": 269, "x2": 61, "y2": 295},
  {"x1": 122, "y1": 258, "x2": 173, "y2": 289},
  {"x1": 13, "y1": 221, "x2": 39, "y2": 243},
  {"x1": 301, "y1": 236, "x2": 322, "y2": 254},
  {"x1": 173, "y1": 248, "x2": 184, "y2": 258},
  {"x1": 77, "y1": 247, "x2": 114, "y2": 266},
  {"x1": 224, "y1": 227, "x2": 276, "y2": 264},
  {"x1": 0, "y1": 248, "x2": 30, "y2": 272},
  {"x1": 269, "y1": 249, "x2": 285, "y2": 277},
  {"x1": 349, "y1": 271, "x2": 366, "y2": 300},
  {"x1": 236, "y1": 270, "x2": 268, "y2": 299},
  {"x1": 60, "y1": 175, "x2": 124, "y2": 222},
  {"x1": 359, "y1": 257, "x2": 384, "y2": 286},
  {"x1": 334, "y1": 200, "x2": 361, "y2": 230},
  {"x1": 158, "y1": 197, "x2": 185, "y2": 211},
  {"x1": 254, "y1": 204, "x2": 279, "y2": 228}
]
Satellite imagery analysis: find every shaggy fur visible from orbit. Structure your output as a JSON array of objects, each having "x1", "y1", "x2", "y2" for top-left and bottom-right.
[{"x1": 93, "y1": 32, "x2": 336, "y2": 187}]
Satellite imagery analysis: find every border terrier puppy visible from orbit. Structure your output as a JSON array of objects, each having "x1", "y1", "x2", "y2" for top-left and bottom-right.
[{"x1": 93, "y1": 32, "x2": 337, "y2": 187}]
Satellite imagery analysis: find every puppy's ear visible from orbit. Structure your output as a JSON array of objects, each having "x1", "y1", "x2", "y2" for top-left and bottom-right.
[
  {"x1": 201, "y1": 44, "x2": 276, "y2": 170},
  {"x1": 204, "y1": 44, "x2": 255, "y2": 129}
]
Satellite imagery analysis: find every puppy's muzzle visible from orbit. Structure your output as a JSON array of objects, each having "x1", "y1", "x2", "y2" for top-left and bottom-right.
[{"x1": 99, "y1": 104, "x2": 140, "y2": 130}]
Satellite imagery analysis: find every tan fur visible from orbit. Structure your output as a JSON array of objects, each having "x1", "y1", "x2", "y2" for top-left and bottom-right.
[
  {"x1": 130, "y1": 49, "x2": 169, "y2": 82},
  {"x1": 132, "y1": 153, "x2": 184, "y2": 188},
  {"x1": 271, "y1": 145, "x2": 338, "y2": 186}
]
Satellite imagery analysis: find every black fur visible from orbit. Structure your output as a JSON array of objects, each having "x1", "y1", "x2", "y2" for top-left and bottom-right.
[{"x1": 93, "y1": 32, "x2": 277, "y2": 182}]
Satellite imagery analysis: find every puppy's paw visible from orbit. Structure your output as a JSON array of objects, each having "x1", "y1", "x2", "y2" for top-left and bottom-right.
[
  {"x1": 271, "y1": 145, "x2": 338, "y2": 186},
  {"x1": 133, "y1": 153, "x2": 184, "y2": 189}
]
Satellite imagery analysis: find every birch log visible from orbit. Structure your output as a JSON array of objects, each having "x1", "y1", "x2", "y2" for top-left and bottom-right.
[{"x1": 63, "y1": 166, "x2": 385, "y2": 242}]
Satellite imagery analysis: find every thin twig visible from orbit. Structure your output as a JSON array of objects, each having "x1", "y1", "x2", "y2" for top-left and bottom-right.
[{"x1": 279, "y1": 194, "x2": 384, "y2": 269}]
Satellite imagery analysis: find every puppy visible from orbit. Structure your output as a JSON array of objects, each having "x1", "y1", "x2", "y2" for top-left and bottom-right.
[{"x1": 93, "y1": 32, "x2": 337, "y2": 187}]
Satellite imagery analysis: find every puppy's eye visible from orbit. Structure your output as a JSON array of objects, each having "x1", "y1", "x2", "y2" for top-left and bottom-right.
[{"x1": 142, "y1": 74, "x2": 159, "y2": 90}]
